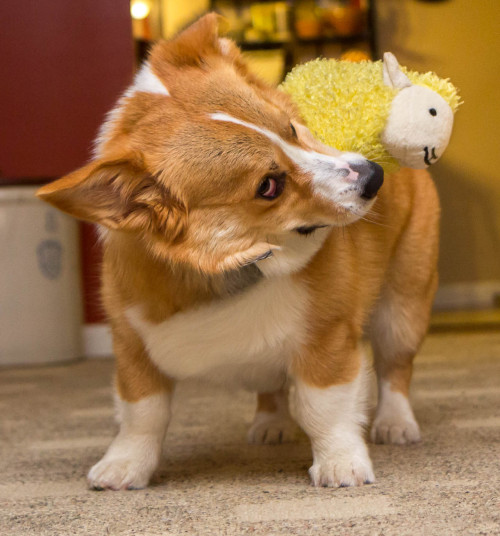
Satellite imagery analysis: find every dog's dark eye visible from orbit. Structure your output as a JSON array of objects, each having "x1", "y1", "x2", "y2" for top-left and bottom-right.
[
  {"x1": 257, "y1": 177, "x2": 278, "y2": 199},
  {"x1": 290, "y1": 123, "x2": 297, "y2": 138},
  {"x1": 429, "y1": 108, "x2": 437, "y2": 116},
  {"x1": 256, "y1": 173, "x2": 285, "y2": 200}
]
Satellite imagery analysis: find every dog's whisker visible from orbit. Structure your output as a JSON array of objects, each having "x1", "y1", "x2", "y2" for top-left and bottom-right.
[
  {"x1": 347, "y1": 208, "x2": 391, "y2": 228},
  {"x1": 364, "y1": 209, "x2": 387, "y2": 224}
]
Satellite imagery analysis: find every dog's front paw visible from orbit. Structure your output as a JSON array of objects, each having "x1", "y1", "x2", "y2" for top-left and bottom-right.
[
  {"x1": 88, "y1": 457, "x2": 152, "y2": 491},
  {"x1": 87, "y1": 436, "x2": 161, "y2": 491},
  {"x1": 370, "y1": 415, "x2": 421, "y2": 445},
  {"x1": 247, "y1": 412, "x2": 296, "y2": 444},
  {"x1": 309, "y1": 450, "x2": 375, "y2": 488}
]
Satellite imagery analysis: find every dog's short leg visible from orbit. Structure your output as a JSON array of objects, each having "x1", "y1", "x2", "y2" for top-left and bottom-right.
[
  {"x1": 369, "y1": 277, "x2": 437, "y2": 445},
  {"x1": 292, "y1": 341, "x2": 374, "y2": 488},
  {"x1": 370, "y1": 172, "x2": 439, "y2": 445},
  {"x1": 247, "y1": 390, "x2": 296, "y2": 444},
  {"x1": 87, "y1": 325, "x2": 174, "y2": 491}
]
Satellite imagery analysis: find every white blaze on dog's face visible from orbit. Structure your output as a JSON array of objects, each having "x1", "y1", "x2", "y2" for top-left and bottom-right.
[{"x1": 37, "y1": 14, "x2": 383, "y2": 275}]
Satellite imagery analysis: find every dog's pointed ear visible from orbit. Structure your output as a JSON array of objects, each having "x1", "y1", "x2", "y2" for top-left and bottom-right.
[
  {"x1": 217, "y1": 35, "x2": 276, "y2": 91},
  {"x1": 37, "y1": 160, "x2": 186, "y2": 238},
  {"x1": 149, "y1": 13, "x2": 268, "y2": 94},
  {"x1": 151, "y1": 13, "x2": 223, "y2": 70}
]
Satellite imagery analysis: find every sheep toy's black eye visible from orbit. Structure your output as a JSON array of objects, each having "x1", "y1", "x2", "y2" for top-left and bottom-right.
[
  {"x1": 256, "y1": 173, "x2": 286, "y2": 200},
  {"x1": 429, "y1": 108, "x2": 437, "y2": 116}
]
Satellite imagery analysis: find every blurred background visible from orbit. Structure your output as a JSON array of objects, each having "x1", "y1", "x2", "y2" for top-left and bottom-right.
[{"x1": 0, "y1": 0, "x2": 499, "y2": 365}]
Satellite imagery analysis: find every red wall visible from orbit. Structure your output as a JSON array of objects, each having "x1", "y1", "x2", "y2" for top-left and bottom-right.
[{"x1": 0, "y1": 0, "x2": 135, "y2": 322}]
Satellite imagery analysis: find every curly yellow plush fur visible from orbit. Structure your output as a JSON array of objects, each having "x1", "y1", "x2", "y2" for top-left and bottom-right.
[{"x1": 281, "y1": 58, "x2": 460, "y2": 172}]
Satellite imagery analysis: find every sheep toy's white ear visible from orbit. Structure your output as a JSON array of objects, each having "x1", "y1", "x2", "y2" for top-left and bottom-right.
[{"x1": 383, "y1": 52, "x2": 412, "y2": 90}]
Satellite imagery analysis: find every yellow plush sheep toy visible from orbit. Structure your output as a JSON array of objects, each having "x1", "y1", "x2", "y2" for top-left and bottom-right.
[{"x1": 281, "y1": 52, "x2": 461, "y2": 172}]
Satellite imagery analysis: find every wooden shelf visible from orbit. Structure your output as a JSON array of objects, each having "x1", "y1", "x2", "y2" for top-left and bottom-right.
[
  {"x1": 133, "y1": 2, "x2": 379, "y2": 78},
  {"x1": 295, "y1": 32, "x2": 369, "y2": 45},
  {"x1": 237, "y1": 32, "x2": 369, "y2": 51},
  {"x1": 210, "y1": 0, "x2": 378, "y2": 79},
  {"x1": 239, "y1": 40, "x2": 288, "y2": 51}
]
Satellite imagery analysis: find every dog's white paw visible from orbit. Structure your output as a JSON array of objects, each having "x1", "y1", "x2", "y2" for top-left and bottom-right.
[
  {"x1": 247, "y1": 412, "x2": 296, "y2": 444},
  {"x1": 371, "y1": 385, "x2": 421, "y2": 445},
  {"x1": 87, "y1": 436, "x2": 160, "y2": 490},
  {"x1": 309, "y1": 449, "x2": 375, "y2": 488},
  {"x1": 88, "y1": 457, "x2": 152, "y2": 491},
  {"x1": 371, "y1": 415, "x2": 421, "y2": 445}
]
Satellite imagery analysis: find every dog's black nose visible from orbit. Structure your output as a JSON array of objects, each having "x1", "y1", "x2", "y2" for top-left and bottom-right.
[{"x1": 352, "y1": 161, "x2": 384, "y2": 200}]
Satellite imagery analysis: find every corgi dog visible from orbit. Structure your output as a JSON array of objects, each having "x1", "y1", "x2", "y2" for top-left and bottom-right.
[{"x1": 37, "y1": 14, "x2": 439, "y2": 490}]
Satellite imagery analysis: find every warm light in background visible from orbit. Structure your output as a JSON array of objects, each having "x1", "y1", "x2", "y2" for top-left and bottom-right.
[{"x1": 131, "y1": 0, "x2": 151, "y2": 21}]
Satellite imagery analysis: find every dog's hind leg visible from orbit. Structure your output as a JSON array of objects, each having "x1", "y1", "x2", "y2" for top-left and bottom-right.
[
  {"x1": 369, "y1": 275, "x2": 437, "y2": 444},
  {"x1": 247, "y1": 390, "x2": 297, "y2": 444},
  {"x1": 87, "y1": 322, "x2": 174, "y2": 490},
  {"x1": 369, "y1": 172, "x2": 439, "y2": 445}
]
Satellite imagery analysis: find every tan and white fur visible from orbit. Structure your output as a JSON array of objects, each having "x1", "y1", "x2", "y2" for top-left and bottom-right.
[{"x1": 38, "y1": 15, "x2": 439, "y2": 490}]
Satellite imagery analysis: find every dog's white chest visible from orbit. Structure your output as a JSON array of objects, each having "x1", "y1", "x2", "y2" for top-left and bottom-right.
[{"x1": 126, "y1": 276, "x2": 309, "y2": 389}]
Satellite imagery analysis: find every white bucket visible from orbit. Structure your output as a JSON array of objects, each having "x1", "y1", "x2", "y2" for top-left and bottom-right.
[{"x1": 0, "y1": 186, "x2": 82, "y2": 366}]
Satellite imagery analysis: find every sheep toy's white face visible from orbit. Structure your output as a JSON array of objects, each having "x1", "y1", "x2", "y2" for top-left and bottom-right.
[
  {"x1": 380, "y1": 52, "x2": 454, "y2": 169},
  {"x1": 381, "y1": 85, "x2": 454, "y2": 169}
]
